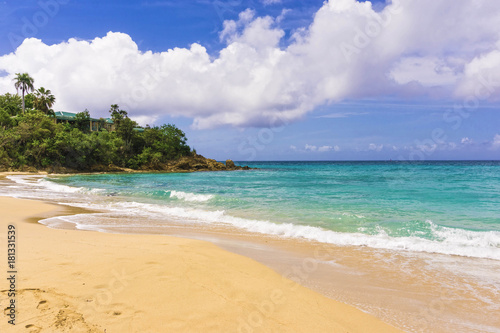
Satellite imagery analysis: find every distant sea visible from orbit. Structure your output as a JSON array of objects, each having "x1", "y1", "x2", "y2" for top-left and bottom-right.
[{"x1": 3, "y1": 161, "x2": 500, "y2": 261}]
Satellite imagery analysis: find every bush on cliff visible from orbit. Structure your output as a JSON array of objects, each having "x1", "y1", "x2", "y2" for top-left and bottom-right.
[{"x1": 0, "y1": 109, "x2": 193, "y2": 172}]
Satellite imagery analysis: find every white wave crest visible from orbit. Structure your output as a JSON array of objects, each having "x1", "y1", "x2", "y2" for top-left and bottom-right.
[
  {"x1": 38, "y1": 179, "x2": 85, "y2": 193},
  {"x1": 65, "y1": 200, "x2": 500, "y2": 261},
  {"x1": 169, "y1": 190, "x2": 214, "y2": 202},
  {"x1": 6, "y1": 175, "x2": 105, "y2": 195},
  {"x1": 6, "y1": 175, "x2": 45, "y2": 185},
  {"x1": 6, "y1": 175, "x2": 500, "y2": 261},
  {"x1": 428, "y1": 220, "x2": 500, "y2": 251}
]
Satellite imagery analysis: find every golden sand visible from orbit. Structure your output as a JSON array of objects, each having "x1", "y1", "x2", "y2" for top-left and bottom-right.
[{"x1": 0, "y1": 196, "x2": 402, "y2": 332}]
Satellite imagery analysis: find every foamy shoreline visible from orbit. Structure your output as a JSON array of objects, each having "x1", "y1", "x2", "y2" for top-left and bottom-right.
[
  {"x1": 4, "y1": 173, "x2": 500, "y2": 261},
  {"x1": 1, "y1": 172, "x2": 500, "y2": 332},
  {"x1": 0, "y1": 193, "x2": 403, "y2": 332}
]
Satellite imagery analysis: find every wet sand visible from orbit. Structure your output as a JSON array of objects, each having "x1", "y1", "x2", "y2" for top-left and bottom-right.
[
  {"x1": 100, "y1": 223, "x2": 500, "y2": 333},
  {"x1": 0, "y1": 195, "x2": 402, "y2": 332}
]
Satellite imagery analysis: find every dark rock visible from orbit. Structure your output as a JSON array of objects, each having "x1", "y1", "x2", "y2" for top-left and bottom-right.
[
  {"x1": 28, "y1": 154, "x2": 255, "y2": 174},
  {"x1": 225, "y1": 159, "x2": 236, "y2": 170},
  {"x1": 166, "y1": 155, "x2": 253, "y2": 172},
  {"x1": 175, "y1": 161, "x2": 191, "y2": 170}
]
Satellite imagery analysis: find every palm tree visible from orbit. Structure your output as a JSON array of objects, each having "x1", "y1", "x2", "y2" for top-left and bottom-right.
[
  {"x1": 13, "y1": 73, "x2": 35, "y2": 114},
  {"x1": 34, "y1": 87, "x2": 56, "y2": 116}
]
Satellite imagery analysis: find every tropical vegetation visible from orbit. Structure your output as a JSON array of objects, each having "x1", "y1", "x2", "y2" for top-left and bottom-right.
[
  {"x1": 34, "y1": 87, "x2": 56, "y2": 116},
  {"x1": 13, "y1": 73, "x2": 34, "y2": 114},
  {"x1": 0, "y1": 74, "x2": 193, "y2": 171}
]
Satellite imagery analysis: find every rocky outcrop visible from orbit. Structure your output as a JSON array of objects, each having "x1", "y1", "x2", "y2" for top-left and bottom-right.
[
  {"x1": 162, "y1": 155, "x2": 253, "y2": 173},
  {"x1": 18, "y1": 155, "x2": 253, "y2": 174},
  {"x1": 225, "y1": 159, "x2": 236, "y2": 170}
]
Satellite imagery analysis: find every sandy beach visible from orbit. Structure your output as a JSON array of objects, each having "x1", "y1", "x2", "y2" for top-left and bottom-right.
[
  {"x1": 0, "y1": 193, "x2": 402, "y2": 332},
  {"x1": 2, "y1": 0, "x2": 500, "y2": 330}
]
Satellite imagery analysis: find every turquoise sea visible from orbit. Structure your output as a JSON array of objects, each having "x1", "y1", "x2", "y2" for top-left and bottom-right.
[{"x1": 4, "y1": 161, "x2": 500, "y2": 260}]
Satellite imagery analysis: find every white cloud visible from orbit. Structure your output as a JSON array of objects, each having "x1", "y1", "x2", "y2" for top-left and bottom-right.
[
  {"x1": 368, "y1": 143, "x2": 383, "y2": 152},
  {"x1": 492, "y1": 134, "x2": 500, "y2": 150},
  {"x1": 303, "y1": 144, "x2": 338, "y2": 153},
  {"x1": 414, "y1": 143, "x2": 438, "y2": 153},
  {"x1": 261, "y1": 0, "x2": 282, "y2": 5},
  {"x1": 456, "y1": 46, "x2": 500, "y2": 100},
  {"x1": 461, "y1": 137, "x2": 472, "y2": 144},
  {"x1": 317, "y1": 145, "x2": 333, "y2": 152},
  {"x1": 1, "y1": 0, "x2": 499, "y2": 128},
  {"x1": 305, "y1": 144, "x2": 318, "y2": 152},
  {"x1": 130, "y1": 115, "x2": 158, "y2": 127},
  {"x1": 390, "y1": 57, "x2": 461, "y2": 87},
  {"x1": 276, "y1": 9, "x2": 290, "y2": 24}
]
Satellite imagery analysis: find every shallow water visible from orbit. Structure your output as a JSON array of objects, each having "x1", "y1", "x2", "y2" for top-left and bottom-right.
[{"x1": 2, "y1": 161, "x2": 500, "y2": 332}]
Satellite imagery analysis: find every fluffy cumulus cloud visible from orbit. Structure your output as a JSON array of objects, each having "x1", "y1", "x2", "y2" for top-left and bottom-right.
[{"x1": 1, "y1": 0, "x2": 500, "y2": 129}]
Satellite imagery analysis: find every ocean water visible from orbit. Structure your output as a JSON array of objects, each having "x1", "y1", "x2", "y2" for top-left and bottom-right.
[{"x1": 3, "y1": 161, "x2": 500, "y2": 261}]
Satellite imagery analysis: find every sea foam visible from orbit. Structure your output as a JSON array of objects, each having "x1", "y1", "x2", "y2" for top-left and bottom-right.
[
  {"x1": 48, "y1": 199, "x2": 500, "y2": 261},
  {"x1": 7, "y1": 175, "x2": 500, "y2": 261},
  {"x1": 7, "y1": 175, "x2": 105, "y2": 195},
  {"x1": 169, "y1": 190, "x2": 214, "y2": 202}
]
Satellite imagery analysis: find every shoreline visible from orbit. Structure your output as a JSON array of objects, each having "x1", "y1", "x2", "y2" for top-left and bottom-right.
[
  {"x1": 0, "y1": 195, "x2": 402, "y2": 332},
  {"x1": 1, "y1": 172, "x2": 499, "y2": 332},
  {"x1": 44, "y1": 219, "x2": 500, "y2": 333}
]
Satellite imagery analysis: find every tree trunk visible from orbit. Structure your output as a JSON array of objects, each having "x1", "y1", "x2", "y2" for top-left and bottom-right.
[{"x1": 22, "y1": 89, "x2": 25, "y2": 114}]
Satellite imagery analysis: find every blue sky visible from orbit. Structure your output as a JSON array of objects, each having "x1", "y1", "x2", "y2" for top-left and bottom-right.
[
  {"x1": 1, "y1": 0, "x2": 499, "y2": 161},
  {"x1": 0, "y1": 0, "x2": 332, "y2": 56}
]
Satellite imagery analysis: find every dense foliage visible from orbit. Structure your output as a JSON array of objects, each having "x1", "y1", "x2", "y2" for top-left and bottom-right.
[{"x1": 0, "y1": 97, "x2": 192, "y2": 171}]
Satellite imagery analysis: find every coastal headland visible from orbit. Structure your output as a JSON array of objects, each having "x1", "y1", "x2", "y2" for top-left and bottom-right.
[{"x1": 2, "y1": 155, "x2": 252, "y2": 174}]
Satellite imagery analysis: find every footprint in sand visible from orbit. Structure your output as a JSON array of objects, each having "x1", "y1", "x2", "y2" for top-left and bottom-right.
[
  {"x1": 55, "y1": 308, "x2": 88, "y2": 330},
  {"x1": 25, "y1": 324, "x2": 42, "y2": 332},
  {"x1": 37, "y1": 300, "x2": 49, "y2": 311},
  {"x1": 3, "y1": 307, "x2": 14, "y2": 316}
]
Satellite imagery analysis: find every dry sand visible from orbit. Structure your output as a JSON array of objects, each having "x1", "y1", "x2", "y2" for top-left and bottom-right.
[{"x1": 0, "y1": 196, "x2": 402, "y2": 332}]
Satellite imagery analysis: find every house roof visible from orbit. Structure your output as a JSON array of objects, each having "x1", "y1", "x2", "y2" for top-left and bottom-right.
[
  {"x1": 54, "y1": 111, "x2": 145, "y2": 132},
  {"x1": 54, "y1": 111, "x2": 78, "y2": 120},
  {"x1": 54, "y1": 111, "x2": 114, "y2": 124}
]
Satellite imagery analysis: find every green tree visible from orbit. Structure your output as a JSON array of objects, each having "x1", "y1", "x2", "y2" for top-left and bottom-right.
[
  {"x1": 116, "y1": 117, "x2": 137, "y2": 148},
  {"x1": 24, "y1": 93, "x2": 35, "y2": 110},
  {"x1": 34, "y1": 87, "x2": 56, "y2": 116},
  {"x1": 13, "y1": 73, "x2": 35, "y2": 114},
  {"x1": 9, "y1": 111, "x2": 57, "y2": 167},
  {"x1": 108, "y1": 104, "x2": 139, "y2": 156},
  {"x1": 74, "y1": 109, "x2": 91, "y2": 133},
  {"x1": 143, "y1": 124, "x2": 190, "y2": 161},
  {"x1": 0, "y1": 93, "x2": 22, "y2": 116},
  {"x1": 0, "y1": 102, "x2": 193, "y2": 171},
  {"x1": 109, "y1": 104, "x2": 128, "y2": 128},
  {"x1": 0, "y1": 108, "x2": 14, "y2": 129}
]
